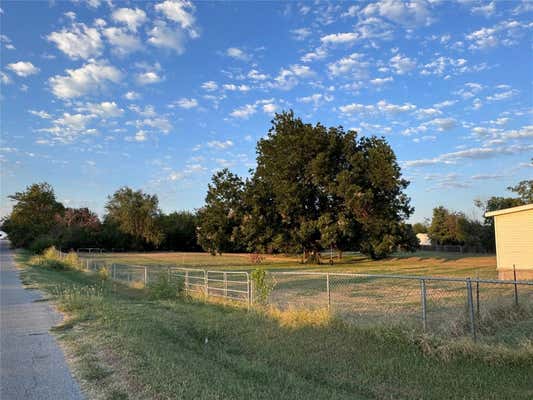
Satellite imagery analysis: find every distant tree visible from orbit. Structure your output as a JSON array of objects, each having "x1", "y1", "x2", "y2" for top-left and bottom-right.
[
  {"x1": 1, "y1": 183, "x2": 64, "y2": 248},
  {"x1": 507, "y1": 179, "x2": 533, "y2": 203},
  {"x1": 56, "y1": 207, "x2": 101, "y2": 250},
  {"x1": 159, "y1": 211, "x2": 200, "y2": 251},
  {"x1": 428, "y1": 206, "x2": 461, "y2": 245},
  {"x1": 197, "y1": 169, "x2": 245, "y2": 255},
  {"x1": 104, "y1": 187, "x2": 163, "y2": 249},
  {"x1": 412, "y1": 222, "x2": 428, "y2": 234}
]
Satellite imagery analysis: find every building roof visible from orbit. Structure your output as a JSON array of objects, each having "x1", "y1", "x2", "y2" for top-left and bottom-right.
[{"x1": 485, "y1": 203, "x2": 533, "y2": 218}]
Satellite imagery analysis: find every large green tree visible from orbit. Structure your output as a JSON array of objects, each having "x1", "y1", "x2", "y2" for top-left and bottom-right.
[
  {"x1": 2, "y1": 183, "x2": 64, "y2": 248},
  {"x1": 159, "y1": 211, "x2": 200, "y2": 251},
  {"x1": 241, "y1": 111, "x2": 413, "y2": 260},
  {"x1": 104, "y1": 187, "x2": 163, "y2": 249},
  {"x1": 507, "y1": 179, "x2": 532, "y2": 203},
  {"x1": 197, "y1": 169, "x2": 245, "y2": 254}
]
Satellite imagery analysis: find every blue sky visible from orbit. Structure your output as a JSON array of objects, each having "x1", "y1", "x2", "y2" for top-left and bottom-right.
[{"x1": 1, "y1": 0, "x2": 532, "y2": 223}]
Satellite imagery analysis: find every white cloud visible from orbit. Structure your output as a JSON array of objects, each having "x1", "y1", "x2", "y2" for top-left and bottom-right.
[
  {"x1": 47, "y1": 22, "x2": 103, "y2": 60},
  {"x1": 389, "y1": 54, "x2": 416, "y2": 74},
  {"x1": 155, "y1": 0, "x2": 198, "y2": 38},
  {"x1": 301, "y1": 47, "x2": 328, "y2": 63},
  {"x1": 486, "y1": 89, "x2": 519, "y2": 101},
  {"x1": 433, "y1": 100, "x2": 457, "y2": 109},
  {"x1": 262, "y1": 103, "x2": 277, "y2": 114},
  {"x1": 103, "y1": 27, "x2": 143, "y2": 55},
  {"x1": 0, "y1": 72, "x2": 11, "y2": 85},
  {"x1": 328, "y1": 53, "x2": 369, "y2": 77},
  {"x1": 361, "y1": 0, "x2": 434, "y2": 27},
  {"x1": 147, "y1": 20, "x2": 186, "y2": 53},
  {"x1": 136, "y1": 71, "x2": 163, "y2": 85},
  {"x1": 7, "y1": 61, "x2": 39, "y2": 77},
  {"x1": 298, "y1": 93, "x2": 334, "y2": 108},
  {"x1": 248, "y1": 69, "x2": 268, "y2": 81},
  {"x1": 291, "y1": 28, "x2": 312, "y2": 40},
  {"x1": 29, "y1": 110, "x2": 52, "y2": 119},
  {"x1": 111, "y1": 8, "x2": 147, "y2": 32},
  {"x1": 124, "y1": 91, "x2": 140, "y2": 100},
  {"x1": 137, "y1": 117, "x2": 172, "y2": 133},
  {"x1": 370, "y1": 76, "x2": 393, "y2": 86},
  {"x1": 271, "y1": 64, "x2": 315, "y2": 90},
  {"x1": 376, "y1": 100, "x2": 416, "y2": 113},
  {"x1": 1, "y1": 34, "x2": 15, "y2": 50},
  {"x1": 173, "y1": 97, "x2": 198, "y2": 109},
  {"x1": 77, "y1": 101, "x2": 124, "y2": 118},
  {"x1": 415, "y1": 107, "x2": 442, "y2": 118},
  {"x1": 339, "y1": 103, "x2": 375, "y2": 114},
  {"x1": 226, "y1": 47, "x2": 250, "y2": 61},
  {"x1": 49, "y1": 60, "x2": 122, "y2": 99},
  {"x1": 320, "y1": 32, "x2": 358, "y2": 45},
  {"x1": 471, "y1": 1, "x2": 496, "y2": 17},
  {"x1": 222, "y1": 83, "x2": 250, "y2": 92},
  {"x1": 201, "y1": 81, "x2": 218, "y2": 91},
  {"x1": 230, "y1": 104, "x2": 257, "y2": 119},
  {"x1": 207, "y1": 140, "x2": 234, "y2": 149},
  {"x1": 466, "y1": 20, "x2": 532, "y2": 50},
  {"x1": 428, "y1": 117, "x2": 457, "y2": 131}
]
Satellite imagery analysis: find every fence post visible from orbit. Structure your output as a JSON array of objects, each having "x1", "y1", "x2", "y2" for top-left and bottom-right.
[
  {"x1": 513, "y1": 265, "x2": 519, "y2": 306},
  {"x1": 476, "y1": 278, "x2": 480, "y2": 317},
  {"x1": 144, "y1": 266, "x2": 148, "y2": 286},
  {"x1": 247, "y1": 273, "x2": 251, "y2": 309},
  {"x1": 223, "y1": 272, "x2": 228, "y2": 297},
  {"x1": 250, "y1": 278, "x2": 254, "y2": 306},
  {"x1": 204, "y1": 271, "x2": 209, "y2": 299},
  {"x1": 112, "y1": 264, "x2": 116, "y2": 280},
  {"x1": 326, "y1": 273, "x2": 331, "y2": 310},
  {"x1": 86, "y1": 259, "x2": 89, "y2": 271},
  {"x1": 466, "y1": 278, "x2": 477, "y2": 341},
  {"x1": 420, "y1": 279, "x2": 427, "y2": 331},
  {"x1": 185, "y1": 270, "x2": 189, "y2": 293},
  {"x1": 167, "y1": 266, "x2": 171, "y2": 283}
]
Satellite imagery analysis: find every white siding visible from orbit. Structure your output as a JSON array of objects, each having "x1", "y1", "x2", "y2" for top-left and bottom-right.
[{"x1": 494, "y1": 208, "x2": 533, "y2": 272}]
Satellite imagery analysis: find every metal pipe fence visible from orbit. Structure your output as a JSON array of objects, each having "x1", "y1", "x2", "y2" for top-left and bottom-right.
[{"x1": 80, "y1": 256, "x2": 532, "y2": 340}]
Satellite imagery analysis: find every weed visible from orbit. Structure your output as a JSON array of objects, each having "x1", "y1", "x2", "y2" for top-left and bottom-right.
[{"x1": 147, "y1": 274, "x2": 183, "y2": 300}]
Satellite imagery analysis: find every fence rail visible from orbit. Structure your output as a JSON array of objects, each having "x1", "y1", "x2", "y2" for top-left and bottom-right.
[{"x1": 79, "y1": 255, "x2": 532, "y2": 341}]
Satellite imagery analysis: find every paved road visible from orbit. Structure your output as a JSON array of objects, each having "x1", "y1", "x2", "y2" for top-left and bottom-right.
[{"x1": 0, "y1": 240, "x2": 84, "y2": 399}]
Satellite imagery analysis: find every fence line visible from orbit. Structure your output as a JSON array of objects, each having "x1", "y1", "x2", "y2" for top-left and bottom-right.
[{"x1": 79, "y1": 255, "x2": 532, "y2": 341}]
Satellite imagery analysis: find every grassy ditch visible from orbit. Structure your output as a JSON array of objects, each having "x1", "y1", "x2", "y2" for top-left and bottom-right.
[{"x1": 17, "y1": 251, "x2": 533, "y2": 400}]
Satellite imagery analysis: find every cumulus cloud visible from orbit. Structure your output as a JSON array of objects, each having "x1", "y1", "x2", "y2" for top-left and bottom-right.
[
  {"x1": 466, "y1": 20, "x2": 532, "y2": 50},
  {"x1": 147, "y1": 20, "x2": 187, "y2": 53},
  {"x1": 361, "y1": 0, "x2": 434, "y2": 27},
  {"x1": 103, "y1": 27, "x2": 143, "y2": 55},
  {"x1": 207, "y1": 140, "x2": 234, "y2": 149},
  {"x1": 428, "y1": 117, "x2": 457, "y2": 131},
  {"x1": 201, "y1": 81, "x2": 218, "y2": 91},
  {"x1": 49, "y1": 60, "x2": 122, "y2": 99},
  {"x1": 173, "y1": 97, "x2": 198, "y2": 109},
  {"x1": 47, "y1": 22, "x2": 103, "y2": 60},
  {"x1": 7, "y1": 61, "x2": 39, "y2": 77},
  {"x1": 136, "y1": 70, "x2": 163, "y2": 85},
  {"x1": 389, "y1": 54, "x2": 416, "y2": 74},
  {"x1": 328, "y1": 53, "x2": 369, "y2": 77},
  {"x1": 226, "y1": 47, "x2": 250, "y2": 61},
  {"x1": 111, "y1": 7, "x2": 147, "y2": 32},
  {"x1": 230, "y1": 104, "x2": 256, "y2": 119},
  {"x1": 155, "y1": 0, "x2": 199, "y2": 38},
  {"x1": 320, "y1": 32, "x2": 358, "y2": 45},
  {"x1": 291, "y1": 27, "x2": 311, "y2": 40},
  {"x1": 124, "y1": 91, "x2": 140, "y2": 100},
  {"x1": 29, "y1": 110, "x2": 52, "y2": 119},
  {"x1": 77, "y1": 101, "x2": 124, "y2": 118}
]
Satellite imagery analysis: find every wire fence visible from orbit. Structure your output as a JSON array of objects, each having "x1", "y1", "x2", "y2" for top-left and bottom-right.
[{"x1": 79, "y1": 255, "x2": 532, "y2": 341}]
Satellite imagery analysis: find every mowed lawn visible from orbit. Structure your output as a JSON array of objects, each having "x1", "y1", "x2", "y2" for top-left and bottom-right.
[
  {"x1": 80, "y1": 250, "x2": 498, "y2": 278},
  {"x1": 17, "y1": 252, "x2": 532, "y2": 400}
]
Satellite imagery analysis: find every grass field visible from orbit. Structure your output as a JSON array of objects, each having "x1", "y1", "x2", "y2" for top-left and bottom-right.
[
  {"x1": 80, "y1": 250, "x2": 499, "y2": 278},
  {"x1": 17, "y1": 251, "x2": 533, "y2": 400}
]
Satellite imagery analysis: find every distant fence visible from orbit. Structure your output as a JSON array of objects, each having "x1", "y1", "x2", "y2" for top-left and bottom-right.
[{"x1": 80, "y1": 257, "x2": 532, "y2": 341}]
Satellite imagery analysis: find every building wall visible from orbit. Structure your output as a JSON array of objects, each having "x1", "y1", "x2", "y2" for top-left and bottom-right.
[{"x1": 494, "y1": 208, "x2": 533, "y2": 280}]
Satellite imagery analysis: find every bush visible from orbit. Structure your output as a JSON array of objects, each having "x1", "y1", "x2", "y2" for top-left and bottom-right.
[
  {"x1": 97, "y1": 266, "x2": 110, "y2": 281},
  {"x1": 147, "y1": 274, "x2": 183, "y2": 300},
  {"x1": 64, "y1": 251, "x2": 82, "y2": 270},
  {"x1": 251, "y1": 268, "x2": 274, "y2": 305},
  {"x1": 29, "y1": 235, "x2": 57, "y2": 254}
]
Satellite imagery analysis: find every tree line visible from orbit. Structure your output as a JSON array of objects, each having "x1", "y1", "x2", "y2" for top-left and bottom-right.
[
  {"x1": 2, "y1": 111, "x2": 530, "y2": 259},
  {"x1": 413, "y1": 180, "x2": 532, "y2": 252}
]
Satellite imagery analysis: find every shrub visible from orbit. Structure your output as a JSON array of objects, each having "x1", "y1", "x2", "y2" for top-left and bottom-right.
[
  {"x1": 29, "y1": 235, "x2": 57, "y2": 254},
  {"x1": 251, "y1": 268, "x2": 274, "y2": 305},
  {"x1": 97, "y1": 266, "x2": 110, "y2": 281},
  {"x1": 64, "y1": 251, "x2": 82, "y2": 270},
  {"x1": 147, "y1": 274, "x2": 183, "y2": 300}
]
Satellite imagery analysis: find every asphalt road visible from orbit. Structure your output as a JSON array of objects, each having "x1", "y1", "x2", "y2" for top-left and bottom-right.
[{"x1": 0, "y1": 240, "x2": 84, "y2": 399}]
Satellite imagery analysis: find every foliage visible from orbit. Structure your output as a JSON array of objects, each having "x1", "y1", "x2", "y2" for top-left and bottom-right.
[
  {"x1": 507, "y1": 179, "x2": 533, "y2": 204},
  {"x1": 147, "y1": 274, "x2": 184, "y2": 300},
  {"x1": 1, "y1": 183, "x2": 64, "y2": 248},
  {"x1": 251, "y1": 268, "x2": 274, "y2": 305},
  {"x1": 105, "y1": 187, "x2": 164, "y2": 249},
  {"x1": 428, "y1": 206, "x2": 486, "y2": 248},
  {"x1": 29, "y1": 235, "x2": 57, "y2": 254},
  {"x1": 97, "y1": 266, "x2": 110, "y2": 281},
  {"x1": 159, "y1": 211, "x2": 200, "y2": 251},
  {"x1": 412, "y1": 222, "x2": 428, "y2": 234},
  {"x1": 197, "y1": 169, "x2": 245, "y2": 255}
]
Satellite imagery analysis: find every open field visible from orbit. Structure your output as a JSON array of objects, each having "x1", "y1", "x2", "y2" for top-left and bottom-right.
[
  {"x1": 80, "y1": 250, "x2": 499, "y2": 278},
  {"x1": 16, "y1": 251, "x2": 533, "y2": 400}
]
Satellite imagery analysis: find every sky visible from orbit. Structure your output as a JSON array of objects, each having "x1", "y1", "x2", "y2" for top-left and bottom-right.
[{"x1": 0, "y1": 0, "x2": 532, "y2": 223}]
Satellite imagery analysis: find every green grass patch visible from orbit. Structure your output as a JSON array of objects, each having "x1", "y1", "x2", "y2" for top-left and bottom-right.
[{"x1": 17, "y1": 251, "x2": 533, "y2": 400}]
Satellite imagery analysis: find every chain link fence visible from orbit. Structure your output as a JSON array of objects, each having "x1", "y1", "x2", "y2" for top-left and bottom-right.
[{"x1": 80, "y1": 256, "x2": 532, "y2": 341}]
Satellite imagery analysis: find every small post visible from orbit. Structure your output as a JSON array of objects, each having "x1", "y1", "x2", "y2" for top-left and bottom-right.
[
  {"x1": 476, "y1": 278, "x2": 480, "y2": 317},
  {"x1": 167, "y1": 266, "x2": 171, "y2": 282},
  {"x1": 205, "y1": 271, "x2": 209, "y2": 298},
  {"x1": 185, "y1": 270, "x2": 189, "y2": 293},
  {"x1": 249, "y1": 279, "x2": 254, "y2": 306},
  {"x1": 112, "y1": 264, "x2": 116, "y2": 280},
  {"x1": 144, "y1": 266, "x2": 148, "y2": 286},
  {"x1": 223, "y1": 272, "x2": 228, "y2": 297},
  {"x1": 326, "y1": 273, "x2": 331, "y2": 310},
  {"x1": 247, "y1": 273, "x2": 251, "y2": 309},
  {"x1": 466, "y1": 278, "x2": 477, "y2": 341},
  {"x1": 86, "y1": 259, "x2": 89, "y2": 271},
  {"x1": 420, "y1": 279, "x2": 427, "y2": 331},
  {"x1": 513, "y1": 265, "x2": 519, "y2": 307}
]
